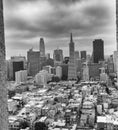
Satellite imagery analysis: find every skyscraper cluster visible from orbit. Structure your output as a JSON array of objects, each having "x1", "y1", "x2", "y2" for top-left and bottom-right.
[
  {"x1": 3, "y1": 1, "x2": 118, "y2": 130},
  {"x1": 7, "y1": 32, "x2": 115, "y2": 82}
]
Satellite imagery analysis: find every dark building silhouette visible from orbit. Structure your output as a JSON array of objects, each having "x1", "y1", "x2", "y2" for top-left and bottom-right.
[
  {"x1": 51, "y1": 67, "x2": 56, "y2": 75},
  {"x1": 81, "y1": 51, "x2": 87, "y2": 60},
  {"x1": 41, "y1": 58, "x2": 54, "y2": 67},
  {"x1": 27, "y1": 49, "x2": 41, "y2": 76},
  {"x1": 53, "y1": 48, "x2": 63, "y2": 66},
  {"x1": 61, "y1": 64, "x2": 68, "y2": 80},
  {"x1": 13, "y1": 61, "x2": 24, "y2": 80},
  {"x1": 93, "y1": 39, "x2": 104, "y2": 63},
  {"x1": 63, "y1": 57, "x2": 69, "y2": 64},
  {"x1": 7, "y1": 56, "x2": 26, "y2": 80}
]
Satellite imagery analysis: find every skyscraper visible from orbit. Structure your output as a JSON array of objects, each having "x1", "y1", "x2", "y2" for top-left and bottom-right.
[
  {"x1": 46, "y1": 53, "x2": 50, "y2": 59},
  {"x1": 93, "y1": 39, "x2": 104, "y2": 63},
  {"x1": 75, "y1": 51, "x2": 79, "y2": 60},
  {"x1": 68, "y1": 33, "x2": 77, "y2": 80},
  {"x1": 82, "y1": 62, "x2": 89, "y2": 81},
  {"x1": 0, "y1": 0, "x2": 8, "y2": 129},
  {"x1": 53, "y1": 48, "x2": 63, "y2": 66},
  {"x1": 7, "y1": 56, "x2": 26, "y2": 80},
  {"x1": 39, "y1": 38, "x2": 45, "y2": 57},
  {"x1": 27, "y1": 49, "x2": 41, "y2": 76},
  {"x1": 81, "y1": 51, "x2": 87, "y2": 60}
]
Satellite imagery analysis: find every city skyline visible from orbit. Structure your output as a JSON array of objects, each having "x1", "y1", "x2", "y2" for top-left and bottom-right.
[{"x1": 4, "y1": 0, "x2": 116, "y2": 59}]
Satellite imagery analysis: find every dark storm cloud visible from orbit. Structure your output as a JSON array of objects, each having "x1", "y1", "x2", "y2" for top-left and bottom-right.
[
  {"x1": 4, "y1": 0, "x2": 116, "y2": 58},
  {"x1": 5, "y1": 0, "x2": 113, "y2": 38}
]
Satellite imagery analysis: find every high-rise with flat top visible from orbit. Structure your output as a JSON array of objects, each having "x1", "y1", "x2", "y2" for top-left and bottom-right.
[
  {"x1": 27, "y1": 48, "x2": 41, "y2": 76},
  {"x1": 0, "y1": 0, "x2": 8, "y2": 129},
  {"x1": 93, "y1": 39, "x2": 104, "y2": 63},
  {"x1": 81, "y1": 51, "x2": 86, "y2": 60},
  {"x1": 68, "y1": 33, "x2": 77, "y2": 80},
  {"x1": 53, "y1": 48, "x2": 63, "y2": 67}
]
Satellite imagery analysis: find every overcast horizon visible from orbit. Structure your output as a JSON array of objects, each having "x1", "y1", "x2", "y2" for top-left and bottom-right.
[{"x1": 4, "y1": 0, "x2": 116, "y2": 59}]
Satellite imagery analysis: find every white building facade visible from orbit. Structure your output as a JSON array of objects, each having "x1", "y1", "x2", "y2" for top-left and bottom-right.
[
  {"x1": 35, "y1": 70, "x2": 53, "y2": 86},
  {"x1": 56, "y1": 66, "x2": 62, "y2": 79},
  {"x1": 15, "y1": 70, "x2": 27, "y2": 84}
]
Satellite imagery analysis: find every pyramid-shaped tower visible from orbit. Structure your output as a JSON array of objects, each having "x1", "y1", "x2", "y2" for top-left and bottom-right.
[{"x1": 68, "y1": 33, "x2": 77, "y2": 80}]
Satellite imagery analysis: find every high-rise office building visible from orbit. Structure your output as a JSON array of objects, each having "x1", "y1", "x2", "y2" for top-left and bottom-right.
[
  {"x1": 40, "y1": 56, "x2": 47, "y2": 69},
  {"x1": 35, "y1": 70, "x2": 52, "y2": 86},
  {"x1": 81, "y1": 51, "x2": 87, "y2": 60},
  {"x1": 43, "y1": 65, "x2": 52, "y2": 74},
  {"x1": 93, "y1": 39, "x2": 104, "y2": 63},
  {"x1": 82, "y1": 62, "x2": 89, "y2": 81},
  {"x1": 68, "y1": 33, "x2": 77, "y2": 80},
  {"x1": 75, "y1": 59, "x2": 82, "y2": 73},
  {"x1": 46, "y1": 53, "x2": 50, "y2": 59},
  {"x1": 63, "y1": 57, "x2": 69, "y2": 64},
  {"x1": 53, "y1": 48, "x2": 63, "y2": 66},
  {"x1": 7, "y1": 56, "x2": 26, "y2": 80},
  {"x1": 75, "y1": 51, "x2": 79, "y2": 60},
  {"x1": 27, "y1": 49, "x2": 41, "y2": 76},
  {"x1": 56, "y1": 66, "x2": 62, "y2": 78},
  {"x1": 61, "y1": 64, "x2": 68, "y2": 80},
  {"x1": 39, "y1": 38, "x2": 45, "y2": 57},
  {"x1": 42, "y1": 58, "x2": 54, "y2": 67},
  {"x1": 0, "y1": 0, "x2": 8, "y2": 129},
  {"x1": 15, "y1": 70, "x2": 27, "y2": 84},
  {"x1": 113, "y1": 51, "x2": 118, "y2": 72},
  {"x1": 88, "y1": 63, "x2": 102, "y2": 80},
  {"x1": 87, "y1": 54, "x2": 91, "y2": 62}
]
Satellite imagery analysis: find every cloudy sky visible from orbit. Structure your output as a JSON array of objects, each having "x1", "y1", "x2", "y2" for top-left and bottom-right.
[{"x1": 4, "y1": 0, "x2": 116, "y2": 59}]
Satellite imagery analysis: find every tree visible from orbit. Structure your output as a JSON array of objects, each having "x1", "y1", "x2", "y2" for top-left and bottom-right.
[
  {"x1": 19, "y1": 120, "x2": 29, "y2": 129},
  {"x1": 35, "y1": 122, "x2": 48, "y2": 130},
  {"x1": 8, "y1": 90, "x2": 15, "y2": 98}
]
